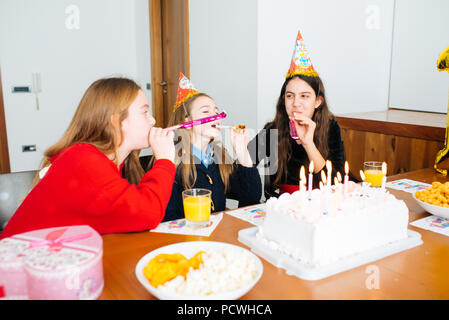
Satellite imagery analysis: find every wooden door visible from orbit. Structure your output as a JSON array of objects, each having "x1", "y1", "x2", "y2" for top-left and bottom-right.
[
  {"x1": 149, "y1": 0, "x2": 190, "y2": 127},
  {"x1": 0, "y1": 67, "x2": 11, "y2": 174}
]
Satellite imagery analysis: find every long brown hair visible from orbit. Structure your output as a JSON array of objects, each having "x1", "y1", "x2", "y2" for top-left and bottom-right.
[
  {"x1": 267, "y1": 74, "x2": 333, "y2": 186},
  {"x1": 167, "y1": 93, "x2": 235, "y2": 192},
  {"x1": 32, "y1": 77, "x2": 145, "y2": 187}
]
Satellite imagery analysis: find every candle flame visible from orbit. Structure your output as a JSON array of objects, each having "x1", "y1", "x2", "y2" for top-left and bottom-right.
[
  {"x1": 321, "y1": 170, "x2": 327, "y2": 184},
  {"x1": 309, "y1": 160, "x2": 314, "y2": 173},
  {"x1": 360, "y1": 170, "x2": 365, "y2": 181},
  {"x1": 337, "y1": 172, "x2": 342, "y2": 183},
  {"x1": 300, "y1": 166, "x2": 306, "y2": 181},
  {"x1": 382, "y1": 162, "x2": 387, "y2": 175},
  {"x1": 326, "y1": 160, "x2": 332, "y2": 173},
  {"x1": 299, "y1": 166, "x2": 307, "y2": 186},
  {"x1": 345, "y1": 161, "x2": 349, "y2": 175}
]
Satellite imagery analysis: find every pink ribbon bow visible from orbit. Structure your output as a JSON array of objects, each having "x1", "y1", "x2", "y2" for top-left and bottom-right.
[{"x1": 29, "y1": 228, "x2": 93, "y2": 252}]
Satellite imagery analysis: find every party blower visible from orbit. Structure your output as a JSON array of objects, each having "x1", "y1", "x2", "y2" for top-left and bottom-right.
[
  {"x1": 289, "y1": 120, "x2": 299, "y2": 140},
  {"x1": 166, "y1": 111, "x2": 228, "y2": 131}
]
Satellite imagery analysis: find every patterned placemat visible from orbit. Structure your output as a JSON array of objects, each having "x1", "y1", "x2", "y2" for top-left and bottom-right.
[
  {"x1": 225, "y1": 204, "x2": 267, "y2": 226},
  {"x1": 150, "y1": 213, "x2": 223, "y2": 237},
  {"x1": 410, "y1": 215, "x2": 449, "y2": 237},
  {"x1": 386, "y1": 179, "x2": 431, "y2": 193}
]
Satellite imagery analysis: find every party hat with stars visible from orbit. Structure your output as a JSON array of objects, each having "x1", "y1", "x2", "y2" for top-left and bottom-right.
[
  {"x1": 286, "y1": 30, "x2": 319, "y2": 79},
  {"x1": 173, "y1": 72, "x2": 200, "y2": 112}
]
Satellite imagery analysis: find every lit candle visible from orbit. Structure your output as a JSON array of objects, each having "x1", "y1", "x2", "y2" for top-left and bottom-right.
[
  {"x1": 360, "y1": 170, "x2": 366, "y2": 184},
  {"x1": 344, "y1": 161, "x2": 349, "y2": 196},
  {"x1": 299, "y1": 165, "x2": 306, "y2": 190},
  {"x1": 321, "y1": 171, "x2": 328, "y2": 215},
  {"x1": 300, "y1": 166, "x2": 306, "y2": 191},
  {"x1": 308, "y1": 161, "x2": 314, "y2": 200},
  {"x1": 321, "y1": 170, "x2": 327, "y2": 186},
  {"x1": 326, "y1": 160, "x2": 332, "y2": 188},
  {"x1": 381, "y1": 162, "x2": 387, "y2": 191}
]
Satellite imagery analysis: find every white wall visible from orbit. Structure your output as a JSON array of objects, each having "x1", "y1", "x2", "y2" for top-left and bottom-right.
[
  {"x1": 0, "y1": 0, "x2": 152, "y2": 172},
  {"x1": 190, "y1": 0, "x2": 395, "y2": 132},
  {"x1": 189, "y1": 0, "x2": 259, "y2": 132},
  {"x1": 257, "y1": 0, "x2": 394, "y2": 126},
  {"x1": 389, "y1": 0, "x2": 449, "y2": 113}
]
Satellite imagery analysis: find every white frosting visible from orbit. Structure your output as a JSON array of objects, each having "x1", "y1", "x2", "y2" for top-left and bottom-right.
[{"x1": 259, "y1": 186, "x2": 409, "y2": 266}]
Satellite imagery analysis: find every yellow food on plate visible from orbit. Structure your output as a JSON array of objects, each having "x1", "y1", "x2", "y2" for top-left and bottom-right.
[
  {"x1": 143, "y1": 251, "x2": 204, "y2": 287},
  {"x1": 415, "y1": 182, "x2": 449, "y2": 208},
  {"x1": 235, "y1": 124, "x2": 246, "y2": 130}
]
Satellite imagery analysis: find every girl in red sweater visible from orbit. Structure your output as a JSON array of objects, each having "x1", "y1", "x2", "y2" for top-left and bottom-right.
[{"x1": 1, "y1": 78, "x2": 175, "y2": 238}]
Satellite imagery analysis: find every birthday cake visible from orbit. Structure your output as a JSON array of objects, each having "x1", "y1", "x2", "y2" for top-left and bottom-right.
[{"x1": 257, "y1": 186, "x2": 409, "y2": 266}]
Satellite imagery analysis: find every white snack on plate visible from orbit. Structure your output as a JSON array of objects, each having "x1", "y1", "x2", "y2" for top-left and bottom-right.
[{"x1": 158, "y1": 247, "x2": 259, "y2": 296}]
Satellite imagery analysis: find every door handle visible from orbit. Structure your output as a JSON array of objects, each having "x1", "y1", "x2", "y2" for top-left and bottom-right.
[{"x1": 159, "y1": 81, "x2": 167, "y2": 86}]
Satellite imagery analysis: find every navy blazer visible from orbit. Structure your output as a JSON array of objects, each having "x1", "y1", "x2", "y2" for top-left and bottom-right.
[{"x1": 163, "y1": 159, "x2": 262, "y2": 222}]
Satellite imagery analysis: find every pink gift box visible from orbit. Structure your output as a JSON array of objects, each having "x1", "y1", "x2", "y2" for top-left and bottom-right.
[{"x1": 0, "y1": 225, "x2": 103, "y2": 300}]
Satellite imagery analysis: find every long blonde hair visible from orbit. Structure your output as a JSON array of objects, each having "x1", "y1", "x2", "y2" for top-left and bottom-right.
[
  {"x1": 167, "y1": 93, "x2": 234, "y2": 192},
  {"x1": 32, "y1": 77, "x2": 144, "y2": 187}
]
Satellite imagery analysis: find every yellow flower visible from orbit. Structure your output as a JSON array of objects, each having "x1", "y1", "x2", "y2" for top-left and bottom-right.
[{"x1": 437, "y1": 45, "x2": 449, "y2": 72}]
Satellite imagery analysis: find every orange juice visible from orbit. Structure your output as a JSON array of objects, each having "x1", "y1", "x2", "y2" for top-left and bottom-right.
[
  {"x1": 183, "y1": 196, "x2": 211, "y2": 222},
  {"x1": 364, "y1": 169, "x2": 384, "y2": 187}
]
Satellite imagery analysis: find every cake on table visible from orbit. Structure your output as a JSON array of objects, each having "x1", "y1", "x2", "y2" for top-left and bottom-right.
[{"x1": 256, "y1": 184, "x2": 409, "y2": 266}]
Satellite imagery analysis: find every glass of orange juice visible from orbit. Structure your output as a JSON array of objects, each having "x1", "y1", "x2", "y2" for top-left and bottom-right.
[
  {"x1": 363, "y1": 161, "x2": 385, "y2": 187},
  {"x1": 182, "y1": 189, "x2": 212, "y2": 229}
]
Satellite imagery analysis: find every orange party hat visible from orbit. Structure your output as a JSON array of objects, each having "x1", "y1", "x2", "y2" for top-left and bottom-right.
[
  {"x1": 286, "y1": 30, "x2": 319, "y2": 79},
  {"x1": 173, "y1": 72, "x2": 200, "y2": 112}
]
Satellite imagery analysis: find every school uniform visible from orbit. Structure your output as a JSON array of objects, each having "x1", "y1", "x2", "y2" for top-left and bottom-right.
[{"x1": 163, "y1": 145, "x2": 262, "y2": 222}]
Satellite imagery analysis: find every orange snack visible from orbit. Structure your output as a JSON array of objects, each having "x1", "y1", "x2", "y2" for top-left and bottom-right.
[
  {"x1": 143, "y1": 251, "x2": 204, "y2": 287},
  {"x1": 416, "y1": 181, "x2": 449, "y2": 208}
]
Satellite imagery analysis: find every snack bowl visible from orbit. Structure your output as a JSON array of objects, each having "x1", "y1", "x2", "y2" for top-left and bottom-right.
[
  {"x1": 412, "y1": 193, "x2": 449, "y2": 220},
  {"x1": 135, "y1": 241, "x2": 263, "y2": 300}
]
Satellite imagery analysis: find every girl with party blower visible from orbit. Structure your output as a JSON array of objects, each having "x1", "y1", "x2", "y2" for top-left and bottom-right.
[
  {"x1": 158, "y1": 73, "x2": 262, "y2": 221},
  {"x1": 1, "y1": 77, "x2": 176, "y2": 239},
  {"x1": 249, "y1": 30, "x2": 357, "y2": 198}
]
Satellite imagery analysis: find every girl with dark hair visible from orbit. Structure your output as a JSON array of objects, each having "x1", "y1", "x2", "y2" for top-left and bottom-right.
[{"x1": 249, "y1": 31, "x2": 356, "y2": 199}]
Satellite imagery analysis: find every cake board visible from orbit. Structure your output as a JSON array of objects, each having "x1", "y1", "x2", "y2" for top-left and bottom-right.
[{"x1": 238, "y1": 227, "x2": 423, "y2": 281}]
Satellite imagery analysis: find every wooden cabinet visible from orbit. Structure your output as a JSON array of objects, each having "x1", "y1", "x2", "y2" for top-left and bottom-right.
[{"x1": 335, "y1": 110, "x2": 446, "y2": 178}]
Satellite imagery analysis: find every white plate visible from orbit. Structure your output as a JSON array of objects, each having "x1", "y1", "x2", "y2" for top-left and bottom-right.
[
  {"x1": 412, "y1": 193, "x2": 449, "y2": 220},
  {"x1": 238, "y1": 227, "x2": 422, "y2": 281},
  {"x1": 135, "y1": 241, "x2": 263, "y2": 300}
]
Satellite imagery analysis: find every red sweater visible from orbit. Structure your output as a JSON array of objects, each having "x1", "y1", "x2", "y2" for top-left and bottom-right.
[{"x1": 0, "y1": 143, "x2": 175, "y2": 239}]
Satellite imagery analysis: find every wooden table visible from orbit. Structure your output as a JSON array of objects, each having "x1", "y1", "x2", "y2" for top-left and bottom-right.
[{"x1": 99, "y1": 168, "x2": 449, "y2": 300}]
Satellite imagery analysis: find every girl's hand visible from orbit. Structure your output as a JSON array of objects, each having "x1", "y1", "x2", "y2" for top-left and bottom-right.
[
  {"x1": 230, "y1": 128, "x2": 252, "y2": 167},
  {"x1": 290, "y1": 112, "x2": 316, "y2": 147},
  {"x1": 149, "y1": 127, "x2": 175, "y2": 163}
]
